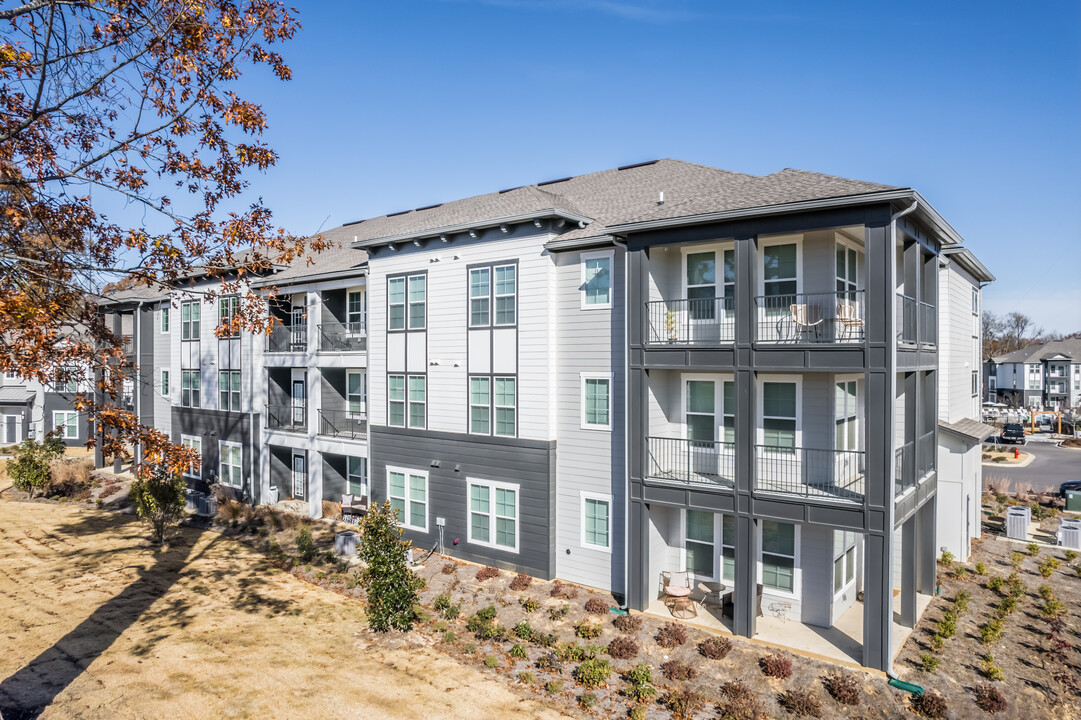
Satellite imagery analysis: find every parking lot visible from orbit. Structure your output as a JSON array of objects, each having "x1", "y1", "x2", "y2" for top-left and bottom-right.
[{"x1": 982, "y1": 436, "x2": 1081, "y2": 494}]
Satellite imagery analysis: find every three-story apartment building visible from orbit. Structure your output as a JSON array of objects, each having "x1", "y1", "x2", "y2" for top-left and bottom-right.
[{"x1": 989, "y1": 338, "x2": 1081, "y2": 411}]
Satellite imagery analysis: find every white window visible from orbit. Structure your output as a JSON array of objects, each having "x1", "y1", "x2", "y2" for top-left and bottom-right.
[
  {"x1": 387, "y1": 277, "x2": 406, "y2": 331},
  {"x1": 160, "y1": 370, "x2": 169, "y2": 396},
  {"x1": 52, "y1": 365, "x2": 78, "y2": 394},
  {"x1": 469, "y1": 377, "x2": 490, "y2": 434},
  {"x1": 762, "y1": 381, "x2": 797, "y2": 451},
  {"x1": 52, "y1": 411, "x2": 78, "y2": 439},
  {"x1": 347, "y1": 370, "x2": 366, "y2": 417},
  {"x1": 181, "y1": 370, "x2": 200, "y2": 408},
  {"x1": 347, "y1": 456, "x2": 367, "y2": 497},
  {"x1": 387, "y1": 467, "x2": 427, "y2": 532},
  {"x1": 761, "y1": 520, "x2": 798, "y2": 594},
  {"x1": 408, "y1": 275, "x2": 426, "y2": 329},
  {"x1": 160, "y1": 305, "x2": 170, "y2": 333},
  {"x1": 836, "y1": 242, "x2": 859, "y2": 300},
  {"x1": 971, "y1": 288, "x2": 978, "y2": 315},
  {"x1": 581, "y1": 251, "x2": 613, "y2": 309},
  {"x1": 347, "y1": 290, "x2": 366, "y2": 333},
  {"x1": 468, "y1": 479, "x2": 518, "y2": 552},
  {"x1": 181, "y1": 301, "x2": 200, "y2": 341},
  {"x1": 494, "y1": 377, "x2": 515, "y2": 437},
  {"x1": 581, "y1": 493, "x2": 611, "y2": 551},
  {"x1": 762, "y1": 243, "x2": 799, "y2": 311},
  {"x1": 218, "y1": 296, "x2": 241, "y2": 337},
  {"x1": 581, "y1": 374, "x2": 612, "y2": 430},
  {"x1": 408, "y1": 375, "x2": 426, "y2": 429},
  {"x1": 494, "y1": 264, "x2": 516, "y2": 325},
  {"x1": 833, "y1": 531, "x2": 857, "y2": 594},
  {"x1": 180, "y1": 435, "x2": 201, "y2": 477},
  {"x1": 219, "y1": 370, "x2": 241, "y2": 411},
  {"x1": 388, "y1": 375, "x2": 405, "y2": 427},
  {"x1": 835, "y1": 380, "x2": 858, "y2": 451},
  {"x1": 682, "y1": 511, "x2": 735, "y2": 582},
  {"x1": 972, "y1": 371, "x2": 979, "y2": 397},
  {"x1": 469, "y1": 268, "x2": 490, "y2": 327},
  {"x1": 219, "y1": 441, "x2": 242, "y2": 488}
]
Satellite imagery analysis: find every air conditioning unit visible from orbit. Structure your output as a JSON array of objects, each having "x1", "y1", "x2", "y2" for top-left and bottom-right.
[{"x1": 1005, "y1": 506, "x2": 1031, "y2": 541}]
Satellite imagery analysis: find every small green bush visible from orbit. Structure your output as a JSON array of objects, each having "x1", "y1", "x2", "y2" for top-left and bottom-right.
[
  {"x1": 939, "y1": 550, "x2": 955, "y2": 566},
  {"x1": 518, "y1": 671, "x2": 535, "y2": 684},
  {"x1": 664, "y1": 688, "x2": 706, "y2": 720},
  {"x1": 1010, "y1": 551, "x2": 1024, "y2": 569},
  {"x1": 574, "y1": 620, "x2": 602, "y2": 639},
  {"x1": 574, "y1": 658, "x2": 612, "y2": 688},
  {"x1": 1063, "y1": 550, "x2": 1078, "y2": 562},
  {"x1": 7, "y1": 432, "x2": 66, "y2": 499},
  {"x1": 433, "y1": 593, "x2": 452, "y2": 610},
  {"x1": 358, "y1": 501, "x2": 425, "y2": 632},
  {"x1": 545, "y1": 679, "x2": 563, "y2": 695},
  {"x1": 987, "y1": 575, "x2": 1005, "y2": 593},
  {"x1": 936, "y1": 616, "x2": 957, "y2": 639},
  {"x1": 920, "y1": 653, "x2": 941, "y2": 672},
  {"x1": 463, "y1": 642, "x2": 477, "y2": 653},
  {"x1": 929, "y1": 633, "x2": 944, "y2": 651},
  {"x1": 1038, "y1": 557, "x2": 1061, "y2": 578},
  {"x1": 1037, "y1": 583, "x2": 1055, "y2": 601},
  {"x1": 954, "y1": 590, "x2": 971, "y2": 614},
  {"x1": 534, "y1": 632, "x2": 557, "y2": 648},
  {"x1": 626, "y1": 662, "x2": 653, "y2": 687},
  {"x1": 513, "y1": 620, "x2": 534, "y2": 640},
  {"x1": 510, "y1": 643, "x2": 528, "y2": 659},
  {"x1": 979, "y1": 618, "x2": 1005, "y2": 645},
  {"x1": 443, "y1": 630, "x2": 457, "y2": 643},
  {"x1": 519, "y1": 596, "x2": 539, "y2": 613},
  {"x1": 979, "y1": 653, "x2": 1004, "y2": 681},
  {"x1": 129, "y1": 464, "x2": 187, "y2": 544},
  {"x1": 628, "y1": 705, "x2": 647, "y2": 720},
  {"x1": 484, "y1": 655, "x2": 499, "y2": 668},
  {"x1": 476, "y1": 605, "x2": 498, "y2": 621},
  {"x1": 556, "y1": 641, "x2": 584, "y2": 662},
  {"x1": 548, "y1": 603, "x2": 570, "y2": 621},
  {"x1": 1040, "y1": 596, "x2": 1065, "y2": 619},
  {"x1": 578, "y1": 692, "x2": 597, "y2": 709},
  {"x1": 295, "y1": 527, "x2": 316, "y2": 561},
  {"x1": 974, "y1": 561, "x2": 987, "y2": 575},
  {"x1": 1027, "y1": 543, "x2": 1040, "y2": 557}
]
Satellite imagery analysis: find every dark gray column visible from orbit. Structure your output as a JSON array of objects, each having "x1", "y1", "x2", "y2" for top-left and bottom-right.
[
  {"x1": 112, "y1": 312, "x2": 123, "y2": 474},
  {"x1": 916, "y1": 494, "x2": 937, "y2": 594},
  {"x1": 732, "y1": 233, "x2": 758, "y2": 638},
  {"x1": 627, "y1": 499, "x2": 649, "y2": 610},
  {"x1": 733, "y1": 514, "x2": 758, "y2": 637},
  {"x1": 900, "y1": 517, "x2": 917, "y2": 627},
  {"x1": 862, "y1": 531, "x2": 892, "y2": 670}
]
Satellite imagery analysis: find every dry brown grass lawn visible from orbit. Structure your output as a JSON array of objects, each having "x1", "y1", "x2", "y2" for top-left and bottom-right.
[{"x1": 0, "y1": 497, "x2": 571, "y2": 720}]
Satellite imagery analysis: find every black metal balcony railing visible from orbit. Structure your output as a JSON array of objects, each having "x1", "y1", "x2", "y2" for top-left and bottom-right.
[
  {"x1": 753, "y1": 445, "x2": 865, "y2": 502},
  {"x1": 266, "y1": 323, "x2": 307, "y2": 353},
  {"x1": 267, "y1": 404, "x2": 307, "y2": 433},
  {"x1": 645, "y1": 298, "x2": 735, "y2": 345},
  {"x1": 917, "y1": 430, "x2": 935, "y2": 478},
  {"x1": 317, "y1": 409, "x2": 367, "y2": 440},
  {"x1": 754, "y1": 290, "x2": 866, "y2": 344},
  {"x1": 318, "y1": 321, "x2": 367, "y2": 352},
  {"x1": 896, "y1": 294, "x2": 916, "y2": 344},
  {"x1": 646, "y1": 436, "x2": 735, "y2": 486},
  {"x1": 918, "y1": 301, "x2": 936, "y2": 347},
  {"x1": 895, "y1": 441, "x2": 915, "y2": 496}
]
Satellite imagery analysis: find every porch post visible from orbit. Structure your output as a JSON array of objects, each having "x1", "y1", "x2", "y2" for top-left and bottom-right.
[
  {"x1": 733, "y1": 514, "x2": 758, "y2": 637},
  {"x1": 627, "y1": 499, "x2": 650, "y2": 610},
  {"x1": 733, "y1": 233, "x2": 758, "y2": 639},
  {"x1": 900, "y1": 516, "x2": 917, "y2": 627},
  {"x1": 112, "y1": 311, "x2": 123, "y2": 475},
  {"x1": 916, "y1": 495, "x2": 937, "y2": 594}
]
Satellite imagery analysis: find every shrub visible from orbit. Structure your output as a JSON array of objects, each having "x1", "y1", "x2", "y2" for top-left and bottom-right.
[
  {"x1": 613, "y1": 614, "x2": 642, "y2": 634},
  {"x1": 476, "y1": 565, "x2": 500, "y2": 581},
  {"x1": 1038, "y1": 557, "x2": 1061, "y2": 578},
  {"x1": 545, "y1": 680, "x2": 563, "y2": 695},
  {"x1": 949, "y1": 565, "x2": 967, "y2": 579},
  {"x1": 441, "y1": 602, "x2": 461, "y2": 620},
  {"x1": 518, "y1": 671, "x2": 535, "y2": 684},
  {"x1": 513, "y1": 620, "x2": 534, "y2": 640},
  {"x1": 719, "y1": 681, "x2": 764, "y2": 720},
  {"x1": 535, "y1": 652, "x2": 563, "y2": 673},
  {"x1": 484, "y1": 655, "x2": 499, "y2": 668},
  {"x1": 534, "y1": 632, "x2": 557, "y2": 648},
  {"x1": 629, "y1": 705, "x2": 647, "y2": 720},
  {"x1": 912, "y1": 691, "x2": 948, "y2": 719},
  {"x1": 441, "y1": 561, "x2": 457, "y2": 575},
  {"x1": 979, "y1": 617, "x2": 1005, "y2": 645},
  {"x1": 936, "y1": 615, "x2": 957, "y2": 639},
  {"x1": 550, "y1": 580, "x2": 579, "y2": 599},
  {"x1": 974, "y1": 684, "x2": 1008, "y2": 714},
  {"x1": 1064, "y1": 550, "x2": 1078, "y2": 562},
  {"x1": 974, "y1": 561, "x2": 987, "y2": 575},
  {"x1": 979, "y1": 653, "x2": 1004, "y2": 681},
  {"x1": 463, "y1": 642, "x2": 477, "y2": 653},
  {"x1": 357, "y1": 501, "x2": 425, "y2": 632},
  {"x1": 548, "y1": 603, "x2": 570, "y2": 621},
  {"x1": 575, "y1": 621, "x2": 602, "y2": 640},
  {"x1": 1037, "y1": 583, "x2": 1055, "y2": 601},
  {"x1": 556, "y1": 642, "x2": 584, "y2": 662},
  {"x1": 655, "y1": 621, "x2": 687, "y2": 648},
  {"x1": 1009, "y1": 551, "x2": 1024, "y2": 569},
  {"x1": 987, "y1": 575, "x2": 1005, "y2": 593},
  {"x1": 628, "y1": 681, "x2": 658, "y2": 705},
  {"x1": 443, "y1": 630, "x2": 456, "y2": 643},
  {"x1": 476, "y1": 605, "x2": 498, "y2": 621},
  {"x1": 432, "y1": 620, "x2": 447, "y2": 632},
  {"x1": 7, "y1": 432, "x2": 66, "y2": 498},
  {"x1": 519, "y1": 596, "x2": 540, "y2": 613},
  {"x1": 1006, "y1": 572, "x2": 1026, "y2": 597},
  {"x1": 128, "y1": 464, "x2": 187, "y2": 544},
  {"x1": 823, "y1": 672, "x2": 860, "y2": 705},
  {"x1": 584, "y1": 596, "x2": 608, "y2": 615},
  {"x1": 920, "y1": 653, "x2": 941, "y2": 673},
  {"x1": 625, "y1": 662, "x2": 653, "y2": 687},
  {"x1": 1040, "y1": 596, "x2": 1065, "y2": 619},
  {"x1": 939, "y1": 550, "x2": 955, "y2": 566},
  {"x1": 698, "y1": 635, "x2": 733, "y2": 660},
  {"x1": 759, "y1": 653, "x2": 793, "y2": 679},
  {"x1": 510, "y1": 643, "x2": 528, "y2": 660},
  {"x1": 578, "y1": 692, "x2": 597, "y2": 710},
  {"x1": 664, "y1": 688, "x2": 705, "y2": 720},
  {"x1": 954, "y1": 590, "x2": 971, "y2": 614},
  {"x1": 607, "y1": 635, "x2": 639, "y2": 660},
  {"x1": 294, "y1": 527, "x2": 317, "y2": 561},
  {"x1": 475, "y1": 621, "x2": 505, "y2": 641},
  {"x1": 660, "y1": 660, "x2": 697, "y2": 682},
  {"x1": 433, "y1": 592, "x2": 452, "y2": 611},
  {"x1": 510, "y1": 571, "x2": 532, "y2": 591},
  {"x1": 1027, "y1": 542, "x2": 1040, "y2": 557},
  {"x1": 574, "y1": 658, "x2": 611, "y2": 688},
  {"x1": 48, "y1": 460, "x2": 93, "y2": 499},
  {"x1": 929, "y1": 633, "x2": 944, "y2": 650},
  {"x1": 779, "y1": 689, "x2": 823, "y2": 718}
]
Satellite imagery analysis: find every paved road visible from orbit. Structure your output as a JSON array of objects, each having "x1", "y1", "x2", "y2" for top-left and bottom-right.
[{"x1": 982, "y1": 438, "x2": 1081, "y2": 494}]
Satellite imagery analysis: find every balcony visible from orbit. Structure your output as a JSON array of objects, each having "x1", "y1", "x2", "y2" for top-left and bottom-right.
[
  {"x1": 754, "y1": 445, "x2": 865, "y2": 503},
  {"x1": 755, "y1": 291, "x2": 865, "y2": 344},
  {"x1": 895, "y1": 441, "x2": 914, "y2": 496},
  {"x1": 267, "y1": 404, "x2": 307, "y2": 433},
  {"x1": 318, "y1": 321, "x2": 367, "y2": 352},
  {"x1": 916, "y1": 431, "x2": 935, "y2": 478},
  {"x1": 645, "y1": 298, "x2": 734, "y2": 345},
  {"x1": 646, "y1": 437, "x2": 735, "y2": 487},
  {"x1": 266, "y1": 324, "x2": 307, "y2": 353},
  {"x1": 896, "y1": 294, "x2": 936, "y2": 347},
  {"x1": 317, "y1": 409, "x2": 367, "y2": 440}
]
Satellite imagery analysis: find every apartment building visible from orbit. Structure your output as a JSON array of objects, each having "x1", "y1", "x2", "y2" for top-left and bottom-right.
[
  {"x1": 936, "y1": 248, "x2": 995, "y2": 562},
  {"x1": 989, "y1": 338, "x2": 1081, "y2": 411},
  {"x1": 0, "y1": 367, "x2": 89, "y2": 447},
  {"x1": 91, "y1": 159, "x2": 991, "y2": 673}
]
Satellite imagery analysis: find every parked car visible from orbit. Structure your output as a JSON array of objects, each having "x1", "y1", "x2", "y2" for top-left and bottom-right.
[
  {"x1": 1060, "y1": 480, "x2": 1081, "y2": 497},
  {"x1": 1001, "y1": 423, "x2": 1026, "y2": 444}
]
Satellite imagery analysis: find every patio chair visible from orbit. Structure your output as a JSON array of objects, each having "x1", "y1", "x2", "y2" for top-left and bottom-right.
[
  {"x1": 661, "y1": 570, "x2": 696, "y2": 619},
  {"x1": 836, "y1": 302, "x2": 865, "y2": 341},
  {"x1": 789, "y1": 304, "x2": 823, "y2": 341},
  {"x1": 341, "y1": 493, "x2": 369, "y2": 524}
]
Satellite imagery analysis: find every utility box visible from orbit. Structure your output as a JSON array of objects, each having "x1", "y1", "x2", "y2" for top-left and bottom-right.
[
  {"x1": 1059, "y1": 519, "x2": 1081, "y2": 550},
  {"x1": 1005, "y1": 505, "x2": 1031, "y2": 541},
  {"x1": 1065, "y1": 490, "x2": 1081, "y2": 513}
]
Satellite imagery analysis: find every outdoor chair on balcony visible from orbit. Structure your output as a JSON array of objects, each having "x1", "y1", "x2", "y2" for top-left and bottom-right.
[
  {"x1": 788, "y1": 304, "x2": 823, "y2": 342},
  {"x1": 341, "y1": 494, "x2": 368, "y2": 524},
  {"x1": 661, "y1": 570, "x2": 696, "y2": 619},
  {"x1": 836, "y1": 302, "x2": 865, "y2": 341}
]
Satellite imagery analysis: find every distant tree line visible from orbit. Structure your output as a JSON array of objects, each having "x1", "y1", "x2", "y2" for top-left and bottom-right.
[{"x1": 983, "y1": 311, "x2": 1080, "y2": 360}]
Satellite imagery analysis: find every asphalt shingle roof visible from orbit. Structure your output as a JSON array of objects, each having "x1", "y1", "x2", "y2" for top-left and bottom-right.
[{"x1": 993, "y1": 338, "x2": 1081, "y2": 364}]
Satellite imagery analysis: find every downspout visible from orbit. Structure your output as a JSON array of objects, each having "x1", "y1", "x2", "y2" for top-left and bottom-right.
[{"x1": 612, "y1": 236, "x2": 630, "y2": 606}]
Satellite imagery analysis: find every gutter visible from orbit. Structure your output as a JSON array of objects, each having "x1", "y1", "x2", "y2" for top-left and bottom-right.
[
  {"x1": 351, "y1": 208, "x2": 594, "y2": 249},
  {"x1": 250, "y1": 266, "x2": 368, "y2": 289},
  {"x1": 544, "y1": 234, "x2": 617, "y2": 252}
]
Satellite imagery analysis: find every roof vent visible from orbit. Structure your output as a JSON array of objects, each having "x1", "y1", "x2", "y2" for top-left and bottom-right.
[
  {"x1": 414, "y1": 203, "x2": 443, "y2": 212},
  {"x1": 537, "y1": 176, "x2": 574, "y2": 187},
  {"x1": 617, "y1": 160, "x2": 660, "y2": 171},
  {"x1": 386, "y1": 209, "x2": 412, "y2": 217},
  {"x1": 342, "y1": 218, "x2": 367, "y2": 226},
  {"x1": 497, "y1": 185, "x2": 523, "y2": 194}
]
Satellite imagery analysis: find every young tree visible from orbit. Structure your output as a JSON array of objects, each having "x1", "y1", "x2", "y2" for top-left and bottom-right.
[
  {"x1": 129, "y1": 463, "x2": 186, "y2": 544},
  {"x1": 358, "y1": 501, "x2": 425, "y2": 632},
  {"x1": 6, "y1": 430, "x2": 66, "y2": 497},
  {"x1": 0, "y1": 1, "x2": 326, "y2": 476}
]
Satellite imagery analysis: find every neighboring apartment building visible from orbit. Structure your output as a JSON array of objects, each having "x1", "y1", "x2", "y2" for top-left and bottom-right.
[
  {"x1": 936, "y1": 248, "x2": 995, "y2": 563},
  {"x1": 0, "y1": 367, "x2": 89, "y2": 447},
  {"x1": 988, "y1": 338, "x2": 1081, "y2": 411},
  {"x1": 90, "y1": 159, "x2": 991, "y2": 673}
]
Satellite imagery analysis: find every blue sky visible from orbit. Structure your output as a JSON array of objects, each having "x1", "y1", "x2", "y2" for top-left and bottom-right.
[{"x1": 233, "y1": 0, "x2": 1080, "y2": 332}]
